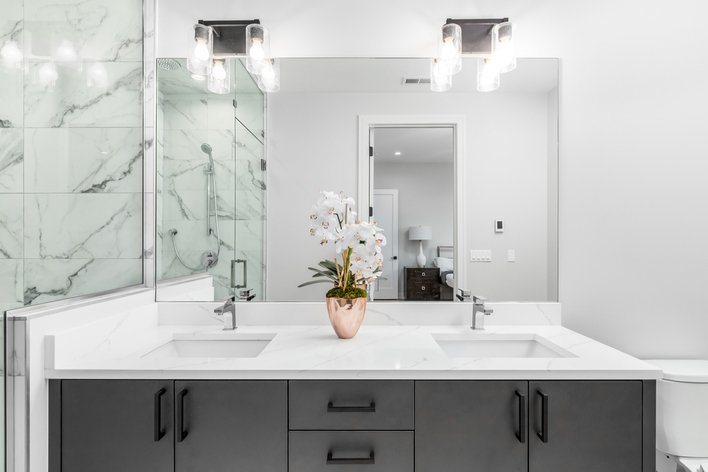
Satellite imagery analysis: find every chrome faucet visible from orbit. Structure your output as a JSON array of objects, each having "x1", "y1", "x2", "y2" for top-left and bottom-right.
[
  {"x1": 214, "y1": 296, "x2": 237, "y2": 330},
  {"x1": 457, "y1": 290, "x2": 493, "y2": 330},
  {"x1": 213, "y1": 290, "x2": 256, "y2": 330}
]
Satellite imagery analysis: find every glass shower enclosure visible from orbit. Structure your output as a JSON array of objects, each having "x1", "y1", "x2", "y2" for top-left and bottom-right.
[{"x1": 156, "y1": 58, "x2": 266, "y2": 301}]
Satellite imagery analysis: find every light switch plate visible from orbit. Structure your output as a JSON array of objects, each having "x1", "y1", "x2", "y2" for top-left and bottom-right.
[
  {"x1": 508, "y1": 250, "x2": 515, "y2": 262},
  {"x1": 470, "y1": 250, "x2": 492, "y2": 262}
]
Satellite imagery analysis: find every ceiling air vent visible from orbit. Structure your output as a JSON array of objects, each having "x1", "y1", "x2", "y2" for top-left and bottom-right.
[{"x1": 402, "y1": 77, "x2": 431, "y2": 85}]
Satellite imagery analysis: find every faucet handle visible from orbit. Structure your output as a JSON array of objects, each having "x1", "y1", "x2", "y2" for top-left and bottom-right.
[
  {"x1": 238, "y1": 289, "x2": 256, "y2": 301},
  {"x1": 472, "y1": 295, "x2": 488, "y2": 304},
  {"x1": 457, "y1": 289, "x2": 472, "y2": 302}
]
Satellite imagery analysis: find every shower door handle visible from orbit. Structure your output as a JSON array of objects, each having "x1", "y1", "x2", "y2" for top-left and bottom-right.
[{"x1": 231, "y1": 259, "x2": 247, "y2": 288}]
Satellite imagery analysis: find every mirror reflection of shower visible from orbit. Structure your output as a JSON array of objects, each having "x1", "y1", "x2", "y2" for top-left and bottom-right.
[{"x1": 169, "y1": 142, "x2": 222, "y2": 270}]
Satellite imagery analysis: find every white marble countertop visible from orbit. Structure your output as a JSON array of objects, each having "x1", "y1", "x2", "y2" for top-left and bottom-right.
[{"x1": 45, "y1": 324, "x2": 661, "y2": 380}]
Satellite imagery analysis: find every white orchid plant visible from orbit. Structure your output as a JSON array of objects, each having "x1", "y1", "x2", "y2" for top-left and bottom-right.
[{"x1": 298, "y1": 191, "x2": 386, "y2": 297}]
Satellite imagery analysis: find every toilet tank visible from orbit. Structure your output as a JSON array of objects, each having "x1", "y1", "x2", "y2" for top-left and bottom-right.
[{"x1": 646, "y1": 360, "x2": 708, "y2": 458}]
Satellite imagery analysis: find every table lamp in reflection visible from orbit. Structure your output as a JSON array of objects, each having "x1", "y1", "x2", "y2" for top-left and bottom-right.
[{"x1": 409, "y1": 226, "x2": 432, "y2": 268}]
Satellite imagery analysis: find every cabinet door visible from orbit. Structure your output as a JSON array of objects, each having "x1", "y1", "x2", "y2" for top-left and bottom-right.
[
  {"x1": 416, "y1": 381, "x2": 528, "y2": 472},
  {"x1": 174, "y1": 380, "x2": 287, "y2": 472},
  {"x1": 61, "y1": 380, "x2": 174, "y2": 472},
  {"x1": 529, "y1": 381, "x2": 643, "y2": 472}
]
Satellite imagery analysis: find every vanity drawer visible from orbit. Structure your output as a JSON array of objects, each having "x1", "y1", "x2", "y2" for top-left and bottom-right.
[
  {"x1": 289, "y1": 431, "x2": 413, "y2": 472},
  {"x1": 289, "y1": 381, "x2": 414, "y2": 430}
]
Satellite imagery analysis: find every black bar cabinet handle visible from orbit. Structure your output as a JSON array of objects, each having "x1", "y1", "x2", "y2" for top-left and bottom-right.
[
  {"x1": 177, "y1": 389, "x2": 188, "y2": 442},
  {"x1": 515, "y1": 390, "x2": 526, "y2": 443},
  {"x1": 537, "y1": 390, "x2": 548, "y2": 443},
  {"x1": 327, "y1": 402, "x2": 376, "y2": 413},
  {"x1": 327, "y1": 451, "x2": 375, "y2": 465},
  {"x1": 154, "y1": 388, "x2": 166, "y2": 442}
]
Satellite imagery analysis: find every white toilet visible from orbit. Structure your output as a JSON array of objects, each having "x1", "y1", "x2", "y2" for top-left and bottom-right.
[{"x1": 645, "y1": 360, "x2": 708, "y2": 472}]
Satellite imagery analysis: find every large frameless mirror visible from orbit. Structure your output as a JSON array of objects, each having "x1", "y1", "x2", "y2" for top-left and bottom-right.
[{"x1": 155, "y1": 57, "x2": 558, "y2": 303}]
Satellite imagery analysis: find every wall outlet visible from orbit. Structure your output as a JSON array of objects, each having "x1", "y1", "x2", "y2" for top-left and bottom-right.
[
  {"x1": 470, "y1": 250, "x2": 492, "y2": 262},
  {"x1": 508, "y1": 250, "x2": 515, "y2": 262}
]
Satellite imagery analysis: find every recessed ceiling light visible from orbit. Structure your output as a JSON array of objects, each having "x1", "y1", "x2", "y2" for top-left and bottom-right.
[
  {"x1": 394, "y1": 152, "x2": 401, "y2": 155},
  {"x1": 191, "y1": 74, "x2": 206, "y2": 81}
]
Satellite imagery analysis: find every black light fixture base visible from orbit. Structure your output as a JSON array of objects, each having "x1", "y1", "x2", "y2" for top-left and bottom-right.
[
  {"x1": 198, "y1": 19, "x2": 260, "y2": 57},
  {"x1": 445, "y1": 18, "x2": 509, "y2": 56}
]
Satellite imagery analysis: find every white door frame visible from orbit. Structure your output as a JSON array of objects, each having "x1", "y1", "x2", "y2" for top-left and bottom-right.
[
  {"x1": 358, "y1": 115, "x2": 467, "y2": 298},
  {"x1": 373, "y1": 189, "x2": 399, "y2": 299}
]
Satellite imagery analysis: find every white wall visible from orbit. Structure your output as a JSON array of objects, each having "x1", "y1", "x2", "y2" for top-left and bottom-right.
[
  {"x1": 375, "y1": 162, "x2": 454, "y2": 298},
  {"x1": 266, "y1": 92, "x2": 549, "y2": 301},
  {"x1": 158, "y1": 0, "x2": 708, "y2": 360}
]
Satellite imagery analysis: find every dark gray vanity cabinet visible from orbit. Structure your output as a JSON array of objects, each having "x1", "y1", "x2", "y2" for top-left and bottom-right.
[
  {"x1": 174, "y1": 380, "x2": 287, "y2": 472},
  {"x1": 57, "y1": 380, "x2": 174, "y2": 472},
  {"x1": 416, "y1": 381, "x2": 529, "y2": 472},
  {"x1": 51, "y1": 380, "x2": 287, "y2": 472},
  {"x1": 416, "y1": 380, "x2": 650, "y2": 472},
  {"x1": 528, "y1": 381, "x2": 644, "y2": 472}
]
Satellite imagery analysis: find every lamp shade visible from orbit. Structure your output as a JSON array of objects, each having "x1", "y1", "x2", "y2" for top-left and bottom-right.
[{"x1": 409, "y1": 226, "x2": 432, "y2": 241}]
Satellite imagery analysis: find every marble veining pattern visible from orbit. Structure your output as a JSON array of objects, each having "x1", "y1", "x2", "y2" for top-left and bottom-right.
[
  {"x1": 23, "y1": 0, "x2": 142, "y2": 61},
  {"x1": 0, "y1": 129, "x2": 23, "y2": 192},
  {"x1": 24, "y1": 193, "x2": 142, "y2": 259},
  {"x1": 24, "y1": 258, "x2": 142, "y2": 305},
  {"x1": 24, "y1": 128, "x2": 142, "y2": 192},
  {"x1": 24, "y1": 61, "x2": 142, "y2": 128},
  {"x1": 0, "y1": 194, "x2": 23, "y2": 258}
]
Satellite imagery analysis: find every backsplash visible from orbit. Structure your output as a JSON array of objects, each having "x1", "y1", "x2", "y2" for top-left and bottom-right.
[{"x1": 0, "y1": 0, "x2": 145, "y2": 313}]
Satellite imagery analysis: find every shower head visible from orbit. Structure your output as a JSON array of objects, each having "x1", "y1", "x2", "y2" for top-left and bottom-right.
[
  {"x1": 201, "y1": 143, "x2": 213, "y2": 155},
  {"x1": 201, "y1": 143, "x2": 215, "y2": 171},
  {"x1": 157, "y1": 58, "x2": 181, "y2": 71}
]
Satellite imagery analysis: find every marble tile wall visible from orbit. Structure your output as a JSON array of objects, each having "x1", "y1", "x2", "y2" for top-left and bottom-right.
[
  {"x1": 157, "y1": 59, "x2": 266, "y2": 300},
  {"x1": 0, "y1": 0, "x2": 145, "y2": 312}
]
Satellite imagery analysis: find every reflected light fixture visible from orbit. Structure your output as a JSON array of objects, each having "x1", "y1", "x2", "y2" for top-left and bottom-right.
[
  {"x1": 39, "y1": 62, "x2": 59, "y2": 85},
  {"x1": 0, "y1": 40, "x2": 23, "y2": 68},
  {"x1": 477, "y1": 58, "x2": 500, "y2": 92},
  {"x1": 430, "y1": 58, "x2": 452, "y2": 92},
  {"x1": 208, "y1": 58, "x2": 231, "y2": 94},
  {"x1": 257, "y1": 58, "x2": 280, "y2": 93},
  {"x1": 246, "y1": 24, "x2": 269, "y2": 75},
  {"x1": 88, "y1": 62, "x2": 108, "y2": 88}
]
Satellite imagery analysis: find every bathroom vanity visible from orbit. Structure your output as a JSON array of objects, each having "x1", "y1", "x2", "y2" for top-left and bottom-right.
[{"x1": 44, "y1": 322, "x2": 660, "y2": 472}]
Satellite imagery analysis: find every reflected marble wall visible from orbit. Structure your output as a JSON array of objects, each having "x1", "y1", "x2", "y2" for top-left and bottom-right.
[
  {"x1": 157, "y1": 59, "x2": 265, "y2": 300},
  {"x1": 0, "y1": 0, "x2": 144, "y2": 311}
]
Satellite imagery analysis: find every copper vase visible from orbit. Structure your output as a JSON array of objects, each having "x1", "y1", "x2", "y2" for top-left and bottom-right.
[{"x1": 326, "y1": 296, "x2": 367, "y2": 339}]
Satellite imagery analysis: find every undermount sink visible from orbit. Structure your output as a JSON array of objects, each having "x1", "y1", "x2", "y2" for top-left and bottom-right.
[
  {"x1": 432, "y1": 333, "x2": 576, "y2": 359},
  {"x1": 141, "y1": 333, "x2": 276, "y2": 359}
]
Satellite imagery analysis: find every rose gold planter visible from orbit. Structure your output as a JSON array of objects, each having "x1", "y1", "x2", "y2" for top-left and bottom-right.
[{"x1": 326, "y1": 297, "x2": 367, "y2": 339}]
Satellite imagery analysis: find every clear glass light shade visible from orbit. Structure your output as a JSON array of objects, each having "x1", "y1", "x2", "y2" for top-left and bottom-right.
[
  {"x1": 1, "y1": 40, "x2": 23, "y2": 67},
  {"x1": 257, "y1": 59, "x2": 280, "y2": 93},
  {"x1": 492, "y1": 22, "x2": 517, "y2": 73},
  {"x1": 187, "y1": 24, "x2": 213, "y2": 76},
  {"x1": 246, "y1": 24, "x2": 270, "y2": 75},
  {"x1": 430, "y1": 58, "x2": 452, "y2": 92},
  {"x1": 477, "y1": 58, "x2": 500, "y2": 92},
  {"x1": 437, "y1": 23, "x2": 462, "y2": 76},
  {"x1": 207, "y1": 58, "x2": 231, "y2": 94}
]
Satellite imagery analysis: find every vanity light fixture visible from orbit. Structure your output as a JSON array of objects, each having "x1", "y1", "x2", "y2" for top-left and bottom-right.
[
  {"x1": 394, "y1": 152, "x2": 401, "y2": 155},
  {"x1": 435, "y1": 18, "x2": 518, "y2": 92},
  {"x1": 185, "y1": 19, "x2": 280, "y2": 93},
  {"x1": 187, "y1": 23, "x2": 214, "y2": 76},
  {"x1": 437, "y1": 23, "x2": 462, "y2": 76},
  {"x1": 38, "y1": 62, "x2": 59, "y2": 85},
  {"x1": 246, "y1": 24, "x2": 269, "y2": 75}
]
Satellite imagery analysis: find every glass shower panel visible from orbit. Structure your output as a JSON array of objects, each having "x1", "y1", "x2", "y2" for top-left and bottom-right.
[{"x1": 233, "y1": 60, "x2": 265, "y2": 300}]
